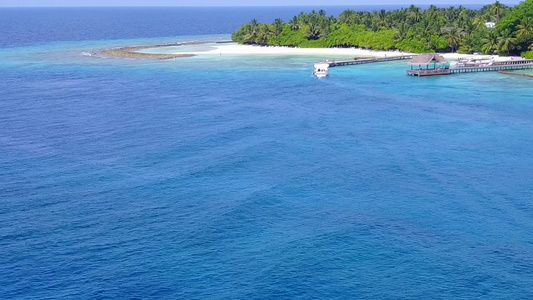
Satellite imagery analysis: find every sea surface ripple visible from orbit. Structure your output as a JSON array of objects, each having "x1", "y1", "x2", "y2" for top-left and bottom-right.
[{"x1": 1, "y1": 7, "x2": 532, "y2": 300}]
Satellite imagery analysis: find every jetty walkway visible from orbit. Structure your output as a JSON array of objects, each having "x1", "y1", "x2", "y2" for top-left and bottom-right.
[
  {"x1": 320, "y1": 55, "x2": 415, "y2": 68},
  {"x1": 314, "y1": 53, "x2": 533, "y2": 78},
  {"x1": 406, "y1": 58, "x2": 533, "y2": 76}
]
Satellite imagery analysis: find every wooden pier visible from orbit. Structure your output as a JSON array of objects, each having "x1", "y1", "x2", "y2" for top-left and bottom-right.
[
  {"x1": 321, "y1": 55, "x2": 415, "y2": 68},
  {"x1": 314, "y1": 53, "x2": 533, "y2": 78},
  {"x1": 406, "y1": 58, "x2": 533, "y2": 76}
]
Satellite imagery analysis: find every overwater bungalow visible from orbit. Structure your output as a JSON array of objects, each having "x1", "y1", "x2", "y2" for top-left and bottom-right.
[{"x1": 406, "y1": 53, "x2": 451, "y2": 76}]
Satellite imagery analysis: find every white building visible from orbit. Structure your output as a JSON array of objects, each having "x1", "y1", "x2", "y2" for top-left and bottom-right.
[{"x1": 485, "y1": 22, "x2": 496, "y2": 28}]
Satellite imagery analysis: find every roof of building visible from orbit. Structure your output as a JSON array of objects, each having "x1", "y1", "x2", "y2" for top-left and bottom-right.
[
  {"x1": 408, "y1": 53, "x2": 448, "y2": 65},
  {"x1": 440, "y1": 27, "x2": 466, "y2": 34}
]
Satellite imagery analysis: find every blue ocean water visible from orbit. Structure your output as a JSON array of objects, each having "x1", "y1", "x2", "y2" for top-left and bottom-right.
[{"x1": 1, "y1": 7, "x2": 533, "y2": 300}]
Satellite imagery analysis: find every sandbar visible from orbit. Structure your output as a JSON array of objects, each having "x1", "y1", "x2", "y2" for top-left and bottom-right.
[{"x1": 100, "y1": 42, "x2": 203, "y2": 59}]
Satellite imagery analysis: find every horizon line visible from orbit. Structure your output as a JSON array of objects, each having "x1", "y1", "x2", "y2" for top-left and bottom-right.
[{"x1": 0, "y1": 3, "x2": 520, "y2": 8}]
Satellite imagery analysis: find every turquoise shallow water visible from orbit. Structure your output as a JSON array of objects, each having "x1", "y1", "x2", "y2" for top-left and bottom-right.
[{"x1": 1, "y1": 7, "x2": 533, "y2": 300}]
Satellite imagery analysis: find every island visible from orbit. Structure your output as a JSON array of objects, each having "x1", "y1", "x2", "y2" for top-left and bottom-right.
[{"x1": 231, "y1": 0, "x2": 533, "y2": 58}]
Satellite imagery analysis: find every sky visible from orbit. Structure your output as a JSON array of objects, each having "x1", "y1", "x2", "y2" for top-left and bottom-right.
[{"x1": 0, "y1": 0, "x2": 521, "y2": 7}]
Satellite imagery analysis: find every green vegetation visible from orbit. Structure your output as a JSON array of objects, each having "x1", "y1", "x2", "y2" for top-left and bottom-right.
[
  {"x1": 232, "y1": 0, "x2": 533, "y2": 56},
  {"x1": 522, "y1": 51, "x2": 533, "y2": 58}
]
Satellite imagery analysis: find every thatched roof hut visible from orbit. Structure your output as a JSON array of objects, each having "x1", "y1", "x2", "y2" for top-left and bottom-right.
[{"x1": 408, "y1": 53, "x2": 448, "y2": 65}]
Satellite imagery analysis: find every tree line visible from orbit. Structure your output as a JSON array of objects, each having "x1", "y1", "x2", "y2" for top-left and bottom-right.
[{"x1": 231, "y1": 0, "x2": 533, "y2": 58}]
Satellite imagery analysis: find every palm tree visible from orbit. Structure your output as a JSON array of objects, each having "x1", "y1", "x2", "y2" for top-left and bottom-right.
[
  {"x1": 473, "y1": 15, "x2": 487, "y2": 30},
  {"x1": 289, "y1": 16, "x2": 300, "y2": 31},
  {"x1": 516, "y1": 18, "x2": 533, "y2": 41},
  {"x1": 461, "y1": 34, "x2": 477, "y2": 53},
  {"x1": 490, "y1": 1, "x2": 505, "y2": 22},
  {"x1": 378, "y1": 9, "x2": 387, "y2": 26},
  {"x1": 482, "y1": 29, "x2": 499, "y2": 54},
  {"x1": 456, "y1": 10, "x2": 470, "y2": 30},
  {"x1": 424, "y1": 6, "x2": 437, "y2": 22},
  {"x1": 297, "y1": 12, "x2": 307, "y2": 27},
  {"x1": 497, "y1": 29, "x2": 517, "y2": 54},
  {"x1": 395, "y1": 23, "x2": 410, "y2": 42},
  {"x1": 445, "y1": 8, "x2": 459, "y2": 24},
  {"x1": 338, "y1": 10, "x2": 356, "y2": 25},
  {"x1": 304, "y1": 15, "x2": 323, "y2": 40},
  {"x1": 305, "y1": 23, "x2": 321, "y2": 40},
  {"x1": 409, "y1": 6, "x2": 422, "y2": 23},
  {"x1": 395, "y1": 9, "x2": 409, "y2": 24},
  {"x1": 463, "y1": 20, "x2": 475, "y2": 34},
  {"x1": 243, "y1": 19, "x2": 259, "y2": 43},
  {"x1": 446, "y1": 27, "x2": 463, "y2": 52},
  {"x1": 255, "y1": 24, "x2": 273, "y2": 44},
  {"x1": 416, "y1": 19, "x2": 432, "y2": 38},
  {"x1": 273, "y1": 18, "x2": 284, "y2": 36},
  {"x1": 383, "y1": 17, "x2": 394, "y2": 29}
]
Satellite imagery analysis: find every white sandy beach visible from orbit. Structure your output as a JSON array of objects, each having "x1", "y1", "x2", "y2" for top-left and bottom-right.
[
  {"x1": 192, "y1": 44, "x2": 407, "y2": 57},
  {"x1": 175, "y1": 43, "x2": 519, "y2": 62}
]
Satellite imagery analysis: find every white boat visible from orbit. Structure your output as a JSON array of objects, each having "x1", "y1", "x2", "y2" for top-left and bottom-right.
[
  {"x1": 313, "y1": 63, "x2": 330, "y2": 78},
  {"x1": 456, "y1": 57, "x2": 494, "y2": 67}
]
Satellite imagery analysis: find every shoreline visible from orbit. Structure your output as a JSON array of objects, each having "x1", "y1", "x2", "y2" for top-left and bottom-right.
[
  {"x1": 185, "y1": 44, "x2": 414, "y2": 58},
  {"x1": 179, "y1": 44, "x2": 519, "y2": 62},
  {"x1": 97, "y1": 41, "x2": 522, "y2": 63}
]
